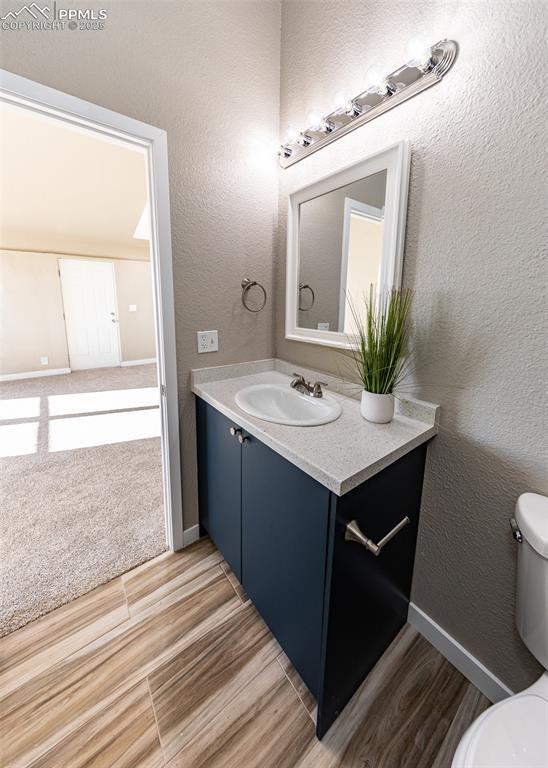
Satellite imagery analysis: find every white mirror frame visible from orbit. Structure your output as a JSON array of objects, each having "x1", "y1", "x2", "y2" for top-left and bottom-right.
[{"x1": 285, "y1": 140, "x2": 411, "y2": 349}]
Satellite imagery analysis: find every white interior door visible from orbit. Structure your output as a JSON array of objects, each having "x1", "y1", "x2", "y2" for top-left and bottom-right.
[{"x1": 59, "y1": 259, "x2": 121, "y2": 370}]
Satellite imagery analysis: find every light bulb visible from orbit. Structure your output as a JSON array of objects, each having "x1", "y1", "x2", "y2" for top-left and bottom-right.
[
  {"x1": 344, "y1": 100, "x2": 363, "y2": 117},
  {"x1": 364, "y1": 66, "x2": 388, "y2": 95},
  {"x1": 406, "y1": 35, "x2": 432, "y2": 69},
  {"x1": 306, "y1": 110, "x2": 322, "y2": 130},
  {"x1": 285, "y1": 126, "x2": 299, "y2": 143},
  {"x1": 296, "y1": 132, "x2": 313, "y2": 147},
  {"x1": 332, "y1": 90, "x2": 351, "y2": 113},
  {"x1": 319, "y1": 117, "x2": 335, "y2": 133}
]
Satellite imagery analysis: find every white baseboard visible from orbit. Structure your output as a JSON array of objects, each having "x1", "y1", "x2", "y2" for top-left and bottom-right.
[
  {"x1": 182, "y1": 524, "x2": 200, "y2": 547},
  {"x1": 120, "y1": 358, "x2": 157, "y2": 367},
  {"x1": 408, "y1": 602, "x2": 513, "y2": 703},
  {"x1": 0, "y1": 367, "x2": 71, "y2": 382}
]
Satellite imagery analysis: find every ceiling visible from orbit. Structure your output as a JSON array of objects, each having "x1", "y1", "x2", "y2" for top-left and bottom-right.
[{"x1": 0, "y1": 101, "x2": 150, "y2": 260}]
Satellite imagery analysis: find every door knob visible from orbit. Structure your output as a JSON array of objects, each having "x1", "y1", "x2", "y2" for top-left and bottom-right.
[{"x1": 237, "y1": 433, "x2": 248, "y2": 444}]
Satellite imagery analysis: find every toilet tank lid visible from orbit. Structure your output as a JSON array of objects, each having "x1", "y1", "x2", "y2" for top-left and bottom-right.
[{"x1": 516, "y1": 493, "x2": 548, "y2": 557}]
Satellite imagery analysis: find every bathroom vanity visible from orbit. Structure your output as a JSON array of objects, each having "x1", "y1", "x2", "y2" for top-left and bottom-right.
[{"x1": 193, "y1": 361, "x2": 438, "y2": 738}]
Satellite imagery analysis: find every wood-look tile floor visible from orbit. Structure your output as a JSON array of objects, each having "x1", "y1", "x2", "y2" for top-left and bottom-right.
[{"x1": 0, "y1": 538, "x2": 490, "y2": 768}]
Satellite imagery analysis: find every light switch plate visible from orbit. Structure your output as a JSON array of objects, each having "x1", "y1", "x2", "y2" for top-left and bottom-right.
[
  {"x1": 197, "y1": 330, "x2": 219, "y2": 353},
  {"x1": 129, "y1": 304, "x2": 137, "y2": 312},
  {"x1": 40, "y1": 356, "x2": 48, "y2": 365}
]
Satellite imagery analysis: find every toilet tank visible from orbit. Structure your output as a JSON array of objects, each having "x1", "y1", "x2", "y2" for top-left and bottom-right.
[{"x1": 515, "y1": 493, "x2": 548, "y2": 669}]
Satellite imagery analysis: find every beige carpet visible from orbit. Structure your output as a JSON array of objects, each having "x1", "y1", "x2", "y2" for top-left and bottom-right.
[{"x1": 0, "y1": 365, "x2": 166, "y2": 636}]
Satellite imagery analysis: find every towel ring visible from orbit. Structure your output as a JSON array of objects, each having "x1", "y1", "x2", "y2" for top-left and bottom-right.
[
  {"x1": 241, "y1": 278, "x2": 267, "y2": 313},
  {"x1": 298, "y1": 283, "x2": 315, "y2": 311}
]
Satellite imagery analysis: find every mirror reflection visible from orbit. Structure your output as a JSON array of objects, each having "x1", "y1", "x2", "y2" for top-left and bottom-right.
[{"x1": 297, "y1": 169, "x2": 387, "y2": 334}]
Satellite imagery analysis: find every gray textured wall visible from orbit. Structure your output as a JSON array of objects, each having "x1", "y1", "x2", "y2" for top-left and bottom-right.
[
  {"x1": 0, "y1": 0, "x2": 281, "y2": 531},
  {"x1": 276, "y1": 0, "x2": 547, "y2": 692}
]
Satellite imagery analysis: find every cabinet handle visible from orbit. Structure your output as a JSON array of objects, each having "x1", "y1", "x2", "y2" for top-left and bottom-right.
[
  {"x1": 345, "y1": 516, "x2": 410, "y2": 556},
  {"x1": 229, "y1": 426, "x2": 248, "y2": 444}
]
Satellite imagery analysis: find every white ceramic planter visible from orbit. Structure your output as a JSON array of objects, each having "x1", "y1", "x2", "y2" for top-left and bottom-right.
[{"x1": 360, "y1": 390, "x2": 394, "y2": 424}]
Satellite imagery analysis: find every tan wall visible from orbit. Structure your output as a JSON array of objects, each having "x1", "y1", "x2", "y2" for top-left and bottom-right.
[
  {"x1": 0, "y1": 1, "x2": 281, "y2": 527},
  {"x1": 276, "y1": 0, "x2": 547, "y2": 693},
  {"x1": 0, "y1": 250, "x2": 69, "y2": 374},
  {"x1": 114, "y1": 260, "x2": 156, "y2": 362},
  {"x1": 0, "y1": 250, "x2": 156, "y2": 374}
]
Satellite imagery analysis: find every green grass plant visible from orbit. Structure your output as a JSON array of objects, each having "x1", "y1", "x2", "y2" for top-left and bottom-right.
[{"x1": 343, "y1": 285, "x2": 413, "y2": 395}]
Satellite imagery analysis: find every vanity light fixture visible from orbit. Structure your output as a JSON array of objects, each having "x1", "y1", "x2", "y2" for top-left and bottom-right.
[
  {"x1": 284, "y1": 126, "x2": 299, "y2": 143},
  {"x1": 297, "y1": 132, "x2": 314, "y2": 147},
  {"x1": 307, "y1": 111, "x2": 336, "y2": 134},
  {"x1": 364, "y1": 66, "x2": 397, "y2": 97},
  {"x1": 277, "y1": 38, "x2": 457, "y2": 168},
  {"x1": 406, "y1": 35, "x2": 435, "y2": 71}
]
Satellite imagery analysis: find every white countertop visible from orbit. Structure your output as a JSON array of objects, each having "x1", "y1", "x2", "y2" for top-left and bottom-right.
[{"x1": 191, "y1": 360, "x2": 438, "y2": 496}]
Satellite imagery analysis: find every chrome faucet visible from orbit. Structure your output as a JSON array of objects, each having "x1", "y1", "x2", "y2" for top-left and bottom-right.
[
  {"x1": 290, "y1": 373, "x2": 310, "y2": 395},
  {"x1": 290, "y1": 373, "x2": 328, "y2": 398},
  {"x1": 311, "y1": 381, "x2": 328, "y2": 398}
]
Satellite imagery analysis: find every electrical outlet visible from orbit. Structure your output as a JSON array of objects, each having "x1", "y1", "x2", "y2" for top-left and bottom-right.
[
  {"x1": 40, "y1": 356, "x2": 49, "y2": 366},
  {"x1": 197, "y1": 330, "x2": 219, "y2": 353}
]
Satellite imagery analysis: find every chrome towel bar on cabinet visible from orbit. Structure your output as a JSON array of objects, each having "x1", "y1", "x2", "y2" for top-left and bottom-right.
[{"x1": 345, "y1": 516, "x2": 410, "y2": 556}]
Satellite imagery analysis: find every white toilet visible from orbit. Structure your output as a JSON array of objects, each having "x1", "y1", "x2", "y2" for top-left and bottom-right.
[{"x1": 452, "y1": 492, "x2": 548, "y2": 768}]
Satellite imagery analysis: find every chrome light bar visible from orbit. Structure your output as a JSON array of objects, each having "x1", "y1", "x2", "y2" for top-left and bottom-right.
[{"x1": 278, "y1": 39, "x2": 458, "y2": 169}]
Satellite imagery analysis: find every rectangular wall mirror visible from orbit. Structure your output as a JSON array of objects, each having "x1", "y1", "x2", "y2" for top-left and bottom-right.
[{"x1": 285, "y1": 141, "x2": 411, "y2": 349}]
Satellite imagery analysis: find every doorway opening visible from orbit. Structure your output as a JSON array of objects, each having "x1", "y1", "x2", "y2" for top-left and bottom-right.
[{"x1": 0, "y1": 71, "x2": 182, "y2": 636}]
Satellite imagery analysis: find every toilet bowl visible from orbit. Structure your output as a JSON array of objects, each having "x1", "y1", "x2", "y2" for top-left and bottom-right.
[
  {"x1": 452, "y1": 493, "x2": 548, "y2": 768},
  {"x1": 452, "y1": 672, "x2": 548, "y2": 767}
]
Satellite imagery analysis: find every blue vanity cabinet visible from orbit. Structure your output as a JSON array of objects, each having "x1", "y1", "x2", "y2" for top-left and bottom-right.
[
  {"x1": 196, "y1": 397, "x2": 428, "y2": 740},
  {"x1": 240, "y1": 433, "x2": 331, "y2": 699},
  {"x1": 196, "y1": 398, "x2": 242, "y2": 580}
]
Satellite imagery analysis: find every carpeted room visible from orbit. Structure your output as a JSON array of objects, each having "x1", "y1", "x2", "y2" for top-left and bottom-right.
[
  {"x1": 0, "y1": 102, "x2": 167, "y2": 635},
  {"x1": 0, "y1": 364, "x2": 165, "y2": 635}
]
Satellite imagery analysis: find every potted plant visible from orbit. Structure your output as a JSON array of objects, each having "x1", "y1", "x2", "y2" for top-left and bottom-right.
[{"x1": 344, "y1": 286, "x2": 413, "y2": 424}]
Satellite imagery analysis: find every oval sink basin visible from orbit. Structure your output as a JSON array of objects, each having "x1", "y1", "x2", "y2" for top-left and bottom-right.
[{"x1": 235, "y1": 383, "x2": 342, "y2": 426}]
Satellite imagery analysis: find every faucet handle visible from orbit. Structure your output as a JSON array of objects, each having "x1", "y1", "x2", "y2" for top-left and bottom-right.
[
  {"x1": 311, "y1": 381, "x2": 328, "y2": 398},
  {"x1": 290, "y1": 373, "x2": 310, "y2": 393}
]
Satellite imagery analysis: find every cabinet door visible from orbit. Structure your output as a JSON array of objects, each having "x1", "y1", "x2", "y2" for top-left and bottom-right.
[
  {"x1": 196, "y1": 399, "x2": 242, "y2": 580},
  {"x1": 316, "y1": 444, "x2": 427, "y2": 737},
  {"x1": 241, "y1": 433, "x2": 330, "y2": 699}
]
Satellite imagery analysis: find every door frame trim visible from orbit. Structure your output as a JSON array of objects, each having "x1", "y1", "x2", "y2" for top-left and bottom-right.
[{"x1": 0, "y1": 68, "x2": 184, "y2": 550}]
